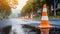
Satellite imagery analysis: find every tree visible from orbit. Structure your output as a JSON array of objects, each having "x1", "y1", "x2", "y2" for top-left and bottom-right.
[
  {"x1": 0, "y1": 0, "x2": 11, "y2": 20},
  {"x1": 21, "y1": 0, "x2": 54, "y2": 16},
  {"x1": 21, "y1": 0, "x2": 41, "y2": 16}
]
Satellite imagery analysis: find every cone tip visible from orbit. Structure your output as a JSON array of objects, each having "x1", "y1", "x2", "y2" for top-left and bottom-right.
[{"x1": 43, "y1": 4, "x2": 46, "y2": 8}]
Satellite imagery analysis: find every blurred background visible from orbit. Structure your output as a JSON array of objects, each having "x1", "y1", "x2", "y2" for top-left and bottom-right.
[{"x1": 0, "y1": 0, "x2": 60, "y2": 34}]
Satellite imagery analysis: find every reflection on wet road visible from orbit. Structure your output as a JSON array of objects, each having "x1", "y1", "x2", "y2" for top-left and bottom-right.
[{"x1": 0, "y1": 18, "x2": 60, "y2": 34}]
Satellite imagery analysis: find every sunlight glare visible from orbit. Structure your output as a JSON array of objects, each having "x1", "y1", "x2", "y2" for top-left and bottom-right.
[{"x1": 12, "y1": 0, "x2": 28, "y2": 13}]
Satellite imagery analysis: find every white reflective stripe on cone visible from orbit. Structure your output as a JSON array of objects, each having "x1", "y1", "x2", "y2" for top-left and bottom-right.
[
  {"x1": 41, "y1": 16, "x2": 48, "y2": 20},
  {"x1": 43, "y1": 8, "x2": 47, "y2": 12}
]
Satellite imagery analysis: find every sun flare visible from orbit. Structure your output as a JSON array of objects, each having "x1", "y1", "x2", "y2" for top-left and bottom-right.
[{"x1": 11, "y1": 0, "x2": 28, "y2": 13}]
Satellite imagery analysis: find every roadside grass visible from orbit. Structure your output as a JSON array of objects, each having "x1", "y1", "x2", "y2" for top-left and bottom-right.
[{"x1": 33, "y1": 16, "x2": 60, "y2": 18}]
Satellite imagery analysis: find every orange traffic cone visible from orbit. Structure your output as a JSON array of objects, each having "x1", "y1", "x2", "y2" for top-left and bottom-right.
[{"x1": 38, "y1": 4, "x2": 54, "y2": 34}]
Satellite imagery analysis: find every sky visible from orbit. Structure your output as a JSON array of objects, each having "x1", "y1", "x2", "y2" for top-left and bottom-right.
[{"x1": 12, "y1": 0, "x2": 28, "y2": 13}]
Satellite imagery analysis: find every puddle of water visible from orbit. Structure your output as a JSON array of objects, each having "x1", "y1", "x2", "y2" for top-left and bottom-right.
[
  {"x1": 0, "y1": 19, "x2": 60, "y2": 34},
  {"x1": 0, "y1": 24, "x2": 60, "y2": 34}
]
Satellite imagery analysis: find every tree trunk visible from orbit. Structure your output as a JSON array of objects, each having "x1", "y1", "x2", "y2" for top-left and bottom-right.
[{"x1": 49, "y1": 4, "x2": 52, "y2": 16}]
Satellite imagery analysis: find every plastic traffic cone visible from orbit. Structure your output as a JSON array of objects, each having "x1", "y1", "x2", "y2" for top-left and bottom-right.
[
  {"x1": 38, "y1": 4, "x2": 53, "y2": 28},
  {"x1": 38, "y1": 4, "x2": 54, "y2": 34}
]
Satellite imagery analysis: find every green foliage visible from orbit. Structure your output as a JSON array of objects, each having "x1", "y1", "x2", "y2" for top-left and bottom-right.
[
  {"x1": 40, "y1": 0, "x2": 44, "y2": 2},
  {"x1": 0, "y1": 0, "x2": 11, "y2": 20},
  {"x1": 21, "y1": 0, "x2": 45, "y2": 16}
]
